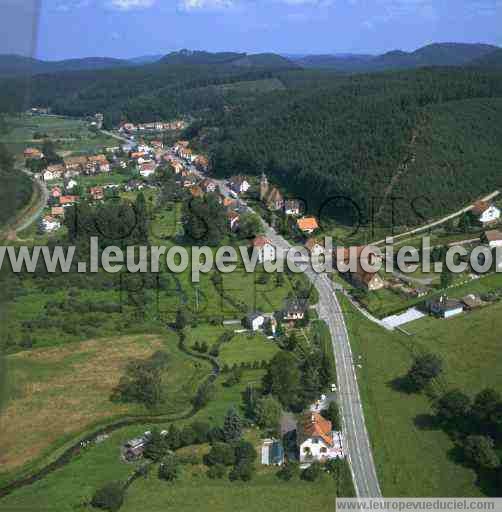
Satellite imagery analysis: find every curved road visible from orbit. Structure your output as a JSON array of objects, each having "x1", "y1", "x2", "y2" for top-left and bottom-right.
[
  {"x1": 211, "y1": 175, "x2": 382, "y2": 497},
  {"x1": 0, "y1": 169, "x2": 48, "y2": 240}
]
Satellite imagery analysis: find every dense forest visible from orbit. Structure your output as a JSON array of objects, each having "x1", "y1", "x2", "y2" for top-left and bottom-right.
[
  {"x1": 205, "y1": 67, "x2": 502, "y2": 226},
  {"x1": 2, "y1": 55, "x2": 502, "y2": 227}
]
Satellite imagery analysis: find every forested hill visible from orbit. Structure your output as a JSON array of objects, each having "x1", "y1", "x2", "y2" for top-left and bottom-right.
[
  {"x1": 160, "y1": 50, "x2": 297, "y2": 69},
  {"x1": 470, "y1": 48, "x2": 502, "y2": 69},
  {"x1": 206, "y1": 67, "x2": 502, "y2": 226},
  {"x1": 296, "y1": 43, "x2": 499, "y2": 72},
  {"x1": 2, "y1": 52, "x2": 502, "y2": 227},
  {"x1": 0, "y1": 55, "x2": 132, "y2": 77}
]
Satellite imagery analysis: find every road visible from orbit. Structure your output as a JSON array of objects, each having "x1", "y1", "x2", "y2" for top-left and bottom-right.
[
  {"x1": 0, "y1": 169, "x2": 49, "y2": 240},
  {"x1": 208, "y1": 172, "x2": 382, "y2": 497},
  {"x1": 371, "y1": 190, "x2": 500, "y2": 246}
]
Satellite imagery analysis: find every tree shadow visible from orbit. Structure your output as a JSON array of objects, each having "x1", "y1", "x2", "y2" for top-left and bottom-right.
[
  {"x1": 387, "y1": 376, "x2": 417, "y2": 394},
  {"x1": 413, "y1": 413, "x2": 439, "y2": 431}
]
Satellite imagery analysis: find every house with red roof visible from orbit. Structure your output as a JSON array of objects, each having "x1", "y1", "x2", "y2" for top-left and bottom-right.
[
  {"x1": 252, "y1": 236, "x2": 276, "y2": 263},
  {"x1": 297, "y1": 412, "x2": 343, "y2": 463}
]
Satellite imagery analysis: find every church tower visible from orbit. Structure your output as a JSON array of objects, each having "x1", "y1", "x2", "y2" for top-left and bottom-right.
[{"x1": 260, "y1": 173, "x2": 269, "y2": 201}]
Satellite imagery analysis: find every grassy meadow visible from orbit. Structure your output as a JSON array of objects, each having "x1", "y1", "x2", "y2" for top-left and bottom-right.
[
  {"x1": 340, "y1": 293, "x2": 502, "y2": 497},
  {"x1": 0, "y1": 333, "x2": 211, "y2": 476},
  {"x1": 0, "y1": 114, "x2": 117, "y2": 158}
]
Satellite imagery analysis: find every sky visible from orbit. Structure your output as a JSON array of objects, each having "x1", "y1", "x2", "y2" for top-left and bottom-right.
[{"x1": 1, "y1": 0, "x2": 502, "y2": 60}]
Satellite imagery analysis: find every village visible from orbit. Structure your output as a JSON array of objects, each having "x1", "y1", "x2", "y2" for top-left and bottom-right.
[
  {"x1": 22, "y1": 112, "x2": 502, "y2": 335},
  {"x1": 14, "y1": 114, "x2": 502, "y2": 505}
]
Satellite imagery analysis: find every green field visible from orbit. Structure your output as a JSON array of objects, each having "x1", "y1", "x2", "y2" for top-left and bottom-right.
[
  {"x1": 218, "y1": 332, "x2": 279, "y2": 366},
  {"x1": 0, "y1": 115, "x2": 117, "y2": 158},
  {"x1": 341, "y1": 293, "x2": 502, "y2": 497},
  {"x1": 0, "y1": 332, "x2": 211, "y2": 477}
]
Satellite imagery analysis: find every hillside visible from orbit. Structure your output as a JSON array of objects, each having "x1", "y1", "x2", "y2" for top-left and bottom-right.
[
  {"x1": 160, "y1": 50, "x2": 296, "y2": 69},
  {"x1": 296, "y1": 43, "x2": 499, "y2": 72},
  {"x1": 470, "y1": 48, "x2": 502, "y2": 69},
  {"x1": 205, "y1": 67, "x2": 502, "y2": 226},
  {"x1": 0, "y1": 54, "x2": 131, "y2": 77}
]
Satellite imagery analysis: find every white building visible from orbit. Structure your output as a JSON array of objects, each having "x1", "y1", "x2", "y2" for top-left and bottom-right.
[
  {"x1": 485, "y1": 229, "x2": 502, "y2": 249},
  {"x1": 42, "y1": 216, "x2": 61, "y2": 233},
  {"x1": 246, "y1": 313, "x2": 265, "y2": 331},
  {"x1": 297, "y1": 412, "x2": 344, "y2": 464},
  {"x1": 473, "y1": 201, "x2": 501, "y2": 225},
  {"x1": 252, "y1": 236, "x2": 276, "y2": 263},
  {"x1": 305, "y1": 238, "x2": 325, "y2": 257}
]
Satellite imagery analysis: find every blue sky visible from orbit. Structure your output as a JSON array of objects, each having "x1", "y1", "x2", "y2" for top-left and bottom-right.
[{"x1": 2, "y1": 0, "x2": 502, "y2": 59}]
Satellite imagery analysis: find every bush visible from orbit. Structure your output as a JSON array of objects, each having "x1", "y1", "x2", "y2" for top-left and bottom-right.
[
  {"x1": 143, "y1": 429, "x2": 169, "y2": 462},
  {"x1": 229, "y1": 461, "x2": 256, "y2": 482},
  {"x1": 234, "y1": 440, "x2": 257, "y2": 465},
  {"x1": 91, "y1": 482, "x2": 125, "y2": 512},
  {"x1": 321, "y1": 401, "x2": 341, "y2": 430},
  {"x1": 207, "y1": 463, "x2": 227, "y2": 479},
  {"x1": 158, "y1": 454, "x2": 180, "y2": 482},
  {"x1": 276, "y1": 462, "x2": 299, "y2": 481},
  {"x1": 203, "y1": 442, "x2": 235, "y2": 467},
  {"x1": 301, "y1": 461, "x2": 323, "y2": 481},
  {"x1": 191, "y1": 421, "x2": 211, "y2": 444}
]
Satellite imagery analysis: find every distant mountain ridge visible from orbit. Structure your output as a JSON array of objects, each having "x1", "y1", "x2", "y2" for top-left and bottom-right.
[
  {"x1": 0, "y1": 55, "x2": 131, "y2": 77},
  {"x1": 160, "y1": 49, "x2": 297, "y2": 69},
  {"x1": 295, "y1": 43, "x2": 500, "y2": 72},
  {"x1": 0, "y1": 50, "x2": 297, "y2": 78},
  {"x1": 1, "y1": 43, "x2": 500, "y2": 78}
]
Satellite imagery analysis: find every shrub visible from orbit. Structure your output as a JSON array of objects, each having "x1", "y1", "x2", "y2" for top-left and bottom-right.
[
  {"x1": 207, "y1": 463, "x2": 227, "y2": 479},
  {"x1": 276, "y1": 462, "x2": 299, "y2": 481},
  {"x1": 91, "y1": 482, "x2": 125, "y2": 512},
  {"x1": 203, "y1": 442, "x2": 235, "y2": 467},
  {"x1": 301, "y1": 461, "x2": 323, "y2": 481},
  {"x1": 158, "y1": 454, "x2": 180, "y2": 482}
]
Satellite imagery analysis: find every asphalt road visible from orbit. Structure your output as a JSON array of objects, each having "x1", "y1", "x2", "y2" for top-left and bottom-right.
[{"x1": 210, "y1": 175, "x2": 382, "y2": 497}]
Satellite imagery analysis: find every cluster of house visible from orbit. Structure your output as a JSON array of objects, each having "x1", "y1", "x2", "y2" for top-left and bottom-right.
[
  {"x1": 41, "y1": 155, "x2": 110, "y2": 181},
  {"x1": 42, "y1": 180, "x2": 113, "y2": 231},
  {"x1": 244, "y1": 298, "x2": 309, "y2": 336},
  {"x1": 120, "y1": 119, "x2": 187, "y2": 134},
  {"x1": 259, "y1": 173, "x2": 320, "y2": 235}
]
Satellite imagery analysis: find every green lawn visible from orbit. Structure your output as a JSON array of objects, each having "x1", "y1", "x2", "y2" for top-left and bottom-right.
[
  {"x1": 340, "y1": 293, "x2": 499, "y2": 497},
  {"x1": 219, "y1": 332, "x2": 279, "y2": 366},
  {"x1": 121, "y1": 468, "x2": 336, "y2": 512}
]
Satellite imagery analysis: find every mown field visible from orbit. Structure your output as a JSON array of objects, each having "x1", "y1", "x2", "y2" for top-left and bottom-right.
[{"x1": 341, "y1": 294, "x2": 502, "y2": 497}]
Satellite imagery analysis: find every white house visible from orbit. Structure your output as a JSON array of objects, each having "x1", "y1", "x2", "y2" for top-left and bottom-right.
[
  {"x1": 65, "y1": 179, "x2": 78, "y2": 191},
  {"x1": 472, "y1": 201, "x2": 501, "y2": 225},
  {"x1": 252, "y1": 236, "x2": 276, "y2": 263},
  {"x1": 229, "y1": 176, "x2": 251, "y2": 194},
  {"x1": 284, "y1": 199, "x2": 301, "y2": 216},
  {"x1": 42, "y1": 216, "x2": 61, "y2": 233},
  {"x1": 246, "y1": 312, "x2": 265, "y2": 331},
  {"x1": 139, "y1": 162, "x2": 156, "y2": 177},
  {"x1": 297, "y1": 412, "x2": 343, "y2": 463},
  {"x1": 485, "y1": 229, "x2": 502, "y2": 249},
  {"x1": 305, "y1": 238, "x2": 325, "y2": 257}
]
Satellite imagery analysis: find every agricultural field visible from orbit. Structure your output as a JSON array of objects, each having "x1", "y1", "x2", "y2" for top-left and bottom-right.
[
  {"x1": 341, "y1": 293, "x2": 502, "y2": 497},
  {"x1": 0, "y1": 333, "x2": 211, "y2": 478},
  {"x1": 0, "y1": 115, "x2": 117, "y2": 158}
]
